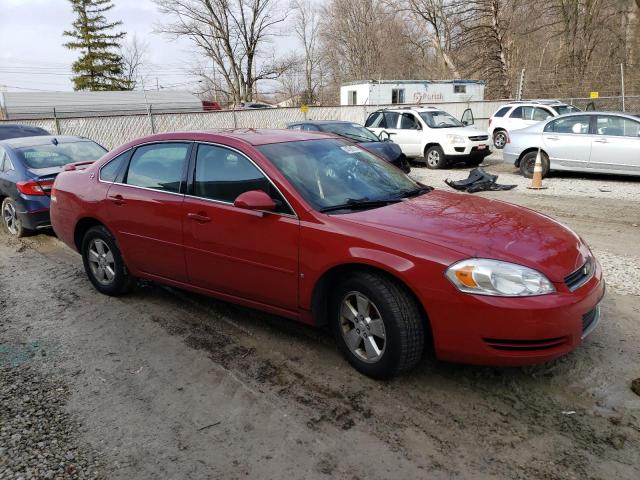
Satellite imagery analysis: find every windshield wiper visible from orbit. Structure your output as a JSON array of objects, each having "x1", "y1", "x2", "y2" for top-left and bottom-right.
[
  {"x1": 395, "y1": 186, "x2": 433, "y2": 199},
  {"x1": 319, "y1": 197, "x2": 402, "y2": 213},
  {"x1": 338, "y1": 132, "x2": 376, "y2": 143}
]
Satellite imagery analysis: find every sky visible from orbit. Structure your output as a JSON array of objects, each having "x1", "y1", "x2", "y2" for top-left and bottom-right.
[{"x1": 0, "y1": 0, "x2": 297, "y2": 93}]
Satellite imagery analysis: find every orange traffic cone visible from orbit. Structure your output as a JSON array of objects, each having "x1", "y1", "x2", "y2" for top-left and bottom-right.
[{"x1": 527, "y1": 148, "x2": 547, "y2": 190}]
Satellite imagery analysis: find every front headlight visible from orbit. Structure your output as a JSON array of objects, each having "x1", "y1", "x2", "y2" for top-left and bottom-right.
[
  {"x1": 445, "y1": 259, "x2": 555, "y2": 296},
  {"x1": 446, "y1": 134, "x2": 466, "y2": 145}
]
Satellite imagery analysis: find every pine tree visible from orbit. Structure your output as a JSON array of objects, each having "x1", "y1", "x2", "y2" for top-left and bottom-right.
[{"x1": 63, "y1": 0, "x2": 130, "y2": 91}]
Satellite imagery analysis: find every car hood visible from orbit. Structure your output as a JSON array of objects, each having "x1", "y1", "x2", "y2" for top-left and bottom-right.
[
  {"x1": 337, "y1": 190, "x2": 589, "y2": 281},
  {"x1": 359, "y1": 141, "x2": 402, "y2": 162},
  {"x1": 445, "y1": 126, "x2": 488, "y2": 137}
]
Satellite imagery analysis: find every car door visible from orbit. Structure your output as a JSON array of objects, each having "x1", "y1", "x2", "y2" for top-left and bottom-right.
[
  {"x1": 507, "y1": 106, "x2": 530, "y2": 131},
  {"x1": 0, "y1": 147, "x2": 14, "y2": 197},
  {"x1": 182, "y1": 143, "x2": 299, "y2": 311},
  {"x1": 392, "y1": 113, "x2": 423, "y2": 156},
  {"x1": 103, "y1": 142, "x2": 192, "y2": 282},
  {"x1": 589, "y1": 115, "x2": 640, "y2": 174},
  {"x1": 542, "y1": 115, "x2": 594, "y2": 170}
]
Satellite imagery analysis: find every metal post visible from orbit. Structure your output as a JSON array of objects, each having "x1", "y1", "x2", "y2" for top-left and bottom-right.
[
  {"x1": 516, "y1": 69, "x2": 526, "y2": 101},
  {"x1": 147, "y1": 104, "x2": 155, "y2": 134},
  {"x1": 621, "y1": 63, "x2": 626, "y2": 112},
  {"x1": 53, "y1": 107, "x2": 61, "y2": 135}
]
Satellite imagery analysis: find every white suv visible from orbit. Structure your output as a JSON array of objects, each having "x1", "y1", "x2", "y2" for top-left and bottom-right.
[
  {"x1": 364, "y1": 107, "x2": 491, "y2": 169},
  {"x1": 488, "y1": 101, "x2": 581, "y2": 149}
]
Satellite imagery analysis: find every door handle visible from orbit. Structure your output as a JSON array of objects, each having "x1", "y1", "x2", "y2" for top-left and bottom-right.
[
  {"x1": 546, "y1": 136, "x2": 559, "y2": 141},
  {"x1": 187, "y1": 212, "x2": 211, "y2": 223},
  {"x1": 109, "y1": 194, "x2": 125, "y2": 205},
  {"x1": 594, "y1": 138, "x2": 608, "y2": 143}
]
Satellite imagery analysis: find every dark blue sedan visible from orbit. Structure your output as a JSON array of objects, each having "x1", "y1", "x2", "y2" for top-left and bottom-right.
[
  {"x1": 0, "y1": 136, "x2": 107, "y2": 237},
  {"x1": 287, "y1": 120, "x2": 410, "y2": 173}
]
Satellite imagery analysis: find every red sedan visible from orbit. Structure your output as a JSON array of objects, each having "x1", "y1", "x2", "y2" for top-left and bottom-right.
[{"x1": 50, "y1": 130, "x2": 605, "y2": 378}]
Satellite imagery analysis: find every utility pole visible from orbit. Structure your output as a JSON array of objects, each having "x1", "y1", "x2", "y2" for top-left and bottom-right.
[
  {"x1": 516, "y1": 68, "x2": 526, "y2": 100},
  {"x1": 621, "y1": 63, "x2": 626, "y2": 112}
]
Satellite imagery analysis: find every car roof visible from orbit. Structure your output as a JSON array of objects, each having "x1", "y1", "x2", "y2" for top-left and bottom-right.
[
  {"x1": 501, "y1": 101, "x2": 570, "y2": 107},
  {"x1": 289, "y1": 120, "x2": 357, "y2": 126},
  {"x1": 373, "y1": 106, "x2": 442, "y2": 113},
  {"x1": 550, "y1": 111, "x2": 638, "y2": 118},
  {"x1": 0, "y1": 124, "x2": 50, "y2": 140},
  {"x1": 0, "y1": 135, "x2": 92, "y2": 149},
  {"x1": 123, "y1": 129, "x2": 336, "y2": 148}
]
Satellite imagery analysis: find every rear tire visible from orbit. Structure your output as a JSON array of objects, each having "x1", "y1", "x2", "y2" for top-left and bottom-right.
[
  {"x1": 519, "y1": 151, "x2": 550, "y2": 179},
  {"x1": 330, "y1": 271, "x2": 424, "y2": 379},
  {"x1": 81, "y1": 225, "x2": 134, "y2": 296},
  {"x1": 2, "y1": 198, "x2": 26, "y2": 238},
  {"x1": 425, "y1": 145, "x2": 447, "y2": 169},
  {"x1": 493, "y1": 130, "x2": 507, "y2": 149}
]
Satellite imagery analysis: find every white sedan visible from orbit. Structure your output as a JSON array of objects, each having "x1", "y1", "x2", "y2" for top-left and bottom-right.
[{"x1": 503, "y1": 112, "x2": 640, "y2": 178}]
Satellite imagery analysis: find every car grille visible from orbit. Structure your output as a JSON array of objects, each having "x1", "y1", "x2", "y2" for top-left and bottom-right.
[
  {"x1": 483, "y1": 337, "x2": 568, "y2": 351},
  {"x1": 468, "y1": 135, "x2": 489, "y2": 141},
  {"x1": 564, "y1": 258, "x2": 594, "y2": 291}
]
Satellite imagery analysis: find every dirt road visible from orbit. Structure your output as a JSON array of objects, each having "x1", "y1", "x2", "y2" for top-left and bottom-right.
[{"x1": 1, "y1": 170, "x2": 639, "y2": 479}]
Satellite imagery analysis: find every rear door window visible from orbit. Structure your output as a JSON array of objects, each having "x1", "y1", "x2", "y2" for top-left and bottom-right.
[
  {"x1": 596, "y1": 116, "x2": 640, "y2": 137},
  {"x1": 100, "y1": 151, "x2": 130, "y2": 183},
  {"x1": 124, "y1": 143, "x2": 190, "y2": 193},
  {"x1": 383, "y1": 112, "x2": 400, "y2": 129},
  {"x1": 365, "y1": 112, "x2": 385, "y2": 128}
]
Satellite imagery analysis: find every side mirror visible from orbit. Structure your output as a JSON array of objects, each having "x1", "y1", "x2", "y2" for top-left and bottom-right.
[
  {"x1": 233, "y1": 190, "x2": 276, "y2": 212},
  {"x1": 378, "y1": 131, "x2": 391, "y2": 142},
  {"x1": 462, "y1": 120, "x2": 469, "y2": 126}
]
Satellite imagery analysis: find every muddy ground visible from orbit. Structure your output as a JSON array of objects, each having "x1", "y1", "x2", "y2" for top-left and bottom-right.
[{"x1": 1, "y1": 161, "x2": 640, "y2": 479}]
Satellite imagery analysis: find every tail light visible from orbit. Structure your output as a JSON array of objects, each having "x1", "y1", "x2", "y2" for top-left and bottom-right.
[{"x1": 16, "y1": 179, "x2": 54, "y2": 196}]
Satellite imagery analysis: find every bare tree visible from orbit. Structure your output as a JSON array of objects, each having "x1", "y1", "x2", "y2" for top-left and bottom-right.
[
  {"x1": 291, "y1": 0, "x2": 321, "y2": 104},
  {"x1": 154, "y1": 0, "x2": 287, "y2": 103},
  {"x1": 400, "y1": 0, "x2": 462, "y2": 78},
  {"x1": 120, "y1": 34, "x2": 148, "y2": 90}
]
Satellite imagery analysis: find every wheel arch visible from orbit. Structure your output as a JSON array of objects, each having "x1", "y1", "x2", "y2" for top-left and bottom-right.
[
  {"x1": 310, "y1": 263, "x2": 433, "y2": 342},
  {"x1": 423, "y1": 143, "x2": 442, "y2": 156},
  {"x1": 516, "y1": 147, "x2": 549, "y2": 168},
  {"x1": 74, "y1": 217, "x2": 108, "y2": 251}
]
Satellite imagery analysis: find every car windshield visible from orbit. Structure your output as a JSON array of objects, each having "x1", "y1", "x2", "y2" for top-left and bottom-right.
[
  {"x1": 16, "y1": 140, "x2": 107, "y2": 169},
  {"x1": 319, "y1": 123, "x2": 380, "y2": 143},
  {"x1": 554, "y1": 105, "x2": 581, "y2": 115},
  {"x1": 419, "y1": 111, "x2": 463, "y2": 128},
  {"x1": 257, "y1": 139, "x2": 422, "y2": 212}
]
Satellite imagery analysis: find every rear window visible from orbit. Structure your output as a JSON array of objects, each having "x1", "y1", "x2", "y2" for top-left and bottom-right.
[
  {"x1": 16, "y1": 141, "x2": 107, "y2": 169},
  {"x1": 554, "y1": 105, "x2": 581, "y2": 115},
  {"x1": 493, "y1": 107, "x2": 511, "y2": 118}
]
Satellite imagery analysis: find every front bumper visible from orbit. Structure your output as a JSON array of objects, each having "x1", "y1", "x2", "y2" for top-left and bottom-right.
[
  {"x1": 420, "y1": 261, "x2": 605, "y2": 366},
  {"x1": 443, "y1": 143, "x2": 492, "y2": 159}
]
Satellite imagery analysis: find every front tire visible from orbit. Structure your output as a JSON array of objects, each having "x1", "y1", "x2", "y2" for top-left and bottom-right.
[
  {"x1": 81, "y1": 225, "x2": 134, "y2": 296},
  {"x1": 2, "y1": 198, "x2": 26, "y2": 238},
  {"x1": 425, "y1": 145, "x2": 447, "y2": 169},
  {"x1": 519, "y1": 150, "x2": 550, "y2": 179},
  {"x1": 330, "y1": 271, "x2": 424, "y2": 379}
]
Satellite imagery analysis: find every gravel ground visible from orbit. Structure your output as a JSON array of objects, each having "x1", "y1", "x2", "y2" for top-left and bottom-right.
[
  {"x1": 0, "y1": 158, "x2": 639, "y2": 479},
  {"x1": 0, "y1": 364, "x2": 103, "y2": 479},
  {"x1": 410, "y1": 154, "x2": 640, "y2": 202}
]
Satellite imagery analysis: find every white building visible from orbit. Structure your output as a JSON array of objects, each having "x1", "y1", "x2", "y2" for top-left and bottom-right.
[{"x1": 340, "y1": 80, "x2": 485, "y2": 106}]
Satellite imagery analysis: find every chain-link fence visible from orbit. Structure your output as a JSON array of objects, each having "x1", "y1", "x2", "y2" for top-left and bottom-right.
[{"x1": 1, "y1": 97, "x2": 635, "y2": 150}]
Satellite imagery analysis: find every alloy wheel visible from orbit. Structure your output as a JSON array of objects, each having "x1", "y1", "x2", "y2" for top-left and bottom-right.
[
  {"x1": 88, "y1": 238, "x2": 116, "y2": 285},
  {"x1": 494, "y1": 132, "x2": 506, "y2": 148},
  {"x1": 3, "y1": 201, "x2": 19, "y2": 235},
  {"x1": 339, "y1": 291, "x2": 387, "y2": 363},
  {"x1": 427, "y1": 150, "x2": 440, "y2": 167}
]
